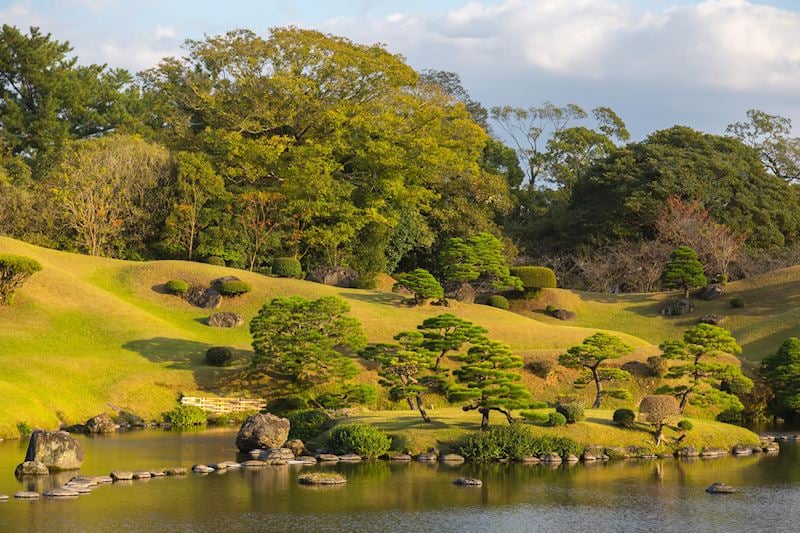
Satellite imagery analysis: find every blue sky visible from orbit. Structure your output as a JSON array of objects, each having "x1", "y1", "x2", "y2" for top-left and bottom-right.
[{"x1": 2, "y1": 0, "x2": 799, "y2": 138}]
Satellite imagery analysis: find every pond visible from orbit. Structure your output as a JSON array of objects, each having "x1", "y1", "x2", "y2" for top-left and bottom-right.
[{"x1": 1, "y1": 428, "x2": 799, "y2": 532}]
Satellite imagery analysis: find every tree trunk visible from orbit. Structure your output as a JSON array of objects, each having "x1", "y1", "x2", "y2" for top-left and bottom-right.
[
  {"x1": 592, "y1": 367, "x2": 603, "y2": 409},
  {"x1": 683, "y1": 285, "x2": 689, "y2": 299},
  {"x1": 479, "y1": 407, "x2": 490, "y2": 430},
  {"x1": 406, "y1": 397, "x2": 415, "y2": 410},
  {"x1": 678, "y1": 392, "x2": 689, "y2": 413},
  {"x1": 655, "y1": 423, "x2": 664, "y2": 446},
  {"x1": 494, "y1": 407, "x2": 515, "y2": 425},
  {"x1": 415, "y1": 394, "x2": 431, "y2": 423}
]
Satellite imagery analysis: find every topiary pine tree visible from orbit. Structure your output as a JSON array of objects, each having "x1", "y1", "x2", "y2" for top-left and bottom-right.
[
  {"x1": 440, "y1": 233, "x2": 523, "y2": 291},
  {"x1": 449, "y1": 340, "x2": 531, "y2": 429},
  {"x1": 662, "y1": 246, "x2": 707, "y2": 298},
  {"x1": 0, "y1": 254, "x2": 42, "y2": 305},
  {"x1": 392, "y1": 268, "x2": 444, "y2": 305},
  {"x1": 417, "y1": 314, "x2": 488, "y2": 370},
  {"x1": 657, "y1": 324, "x2": 751, "y2": 413},
  {"x1": 762, "y1": 338, "x2": 800, "y2": 419},
  {"x1": 558, "y1": 333, "x2": 633, "y2": 408}
]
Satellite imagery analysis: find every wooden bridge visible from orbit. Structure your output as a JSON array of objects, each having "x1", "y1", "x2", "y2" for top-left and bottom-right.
[{"x1": 180, "y1": 396, "x2": 267, "y2": 414}]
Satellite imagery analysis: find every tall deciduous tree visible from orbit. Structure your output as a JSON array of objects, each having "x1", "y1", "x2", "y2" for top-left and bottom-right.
[{"x1": 559, "y1": 333, "x2": 633, "y2": 408}]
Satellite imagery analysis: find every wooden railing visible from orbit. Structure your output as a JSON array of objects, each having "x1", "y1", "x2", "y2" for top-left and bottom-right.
[{"x1": 180, "y1": 396, "x2": 267, "y2": 414}]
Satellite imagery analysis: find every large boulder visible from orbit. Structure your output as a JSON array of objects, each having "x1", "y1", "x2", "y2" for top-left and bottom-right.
[
  {"x1": 447, "y1": 282, "x2": 476, "y2": 304},
  {"x1": 550, "y1": 308, "x2": 576, "y2": 321},
  {"x1": 187, "y1": 286, "x2": 222, "y2": 309},
  {"x1": 207, "y1": 312, "x2": 244, "y2": 328},
  {"x1": 235, "y1": 413, "x2": 290, "y2": 452},
  {"x1": 14, "y1": 461, "x2": 49, "y2": 477},
  {"x1": 660, "y1": 298, "x2": 695, "y2": 316},
  {"x1": 698, "y1": 285, "x2": 725, "y2": 301},
  {"x1": 699, "y1": 314, "x2": 725, "y2": 326},
  {"x1": 25, "y1": 430, "x2": 84, "y2": 470},
  {"x1": 85, "y1": 413, "x2": 116, "y2": 434},
  {"x1": 306, "y1": 266, "x2": 358, "y2": 288}
]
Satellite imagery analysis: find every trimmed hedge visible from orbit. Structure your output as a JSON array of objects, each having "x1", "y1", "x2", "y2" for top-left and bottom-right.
[
  {"x1": 218, "y1": 280, "x2": 251, "y2": 296},
  {"x1": 486, "y1": 295, "x2": 510, "y2": 310},
  {"x1": 205, "y1": 347, "x2": 232, "y2": 366},
  {"x1": 272, "y1": 257, "x2": 302, "y2": 278},
  {"x1": 613, "y1": 408, "x2": 636, "y2": 427},
  {"x1": 289, "y1": 409, "x2": 335, "y2": 442},
  {"x1": 459, "y1": 424, "x2": 581, "y2": 461},
  {"x1": 165, "y1": 279, "x2": 189, "y2": 295},
  {"x1": 327, "y1": 423, "x2": 391, "y2": 458},
  {"x1": 547, "y1": 412, "x2": 567, "y2": 426},
  {"x1": 163, "y1": 405, "x2": 207, "y2": 427},
  {"x1": 510, "y1": 266, "x2": 557, "y2": 290},
  {"x1": 677, "y1": 420, "x2": 694, "y2": 431},
  {"x1": 730, "y1": 297, "x2": 745, "y2": 308},
  {"x1": 556, "y1": 402, "x2": 585, "y2": 424},
  {"x1": 206, "y1": 256, "x2": 226, "y2": 266}
]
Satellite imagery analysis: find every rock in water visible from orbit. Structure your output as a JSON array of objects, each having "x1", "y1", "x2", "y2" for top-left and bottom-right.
[
  {"x1": 453, "y1": 478, "x2": 482, "y2": 486},
  {"x1": 85, "y1": 413, "x2": 116, "y2": 434},
  {"x1": 43, "y1": 488, "x2": 79, "y2": 498},
  {"x1": 207, "y1": 312, "x2": 244, "y2": 328},
  {"x1": 110, "y1": 471, "x2": 133, "y2": 481},
  {"x1": 187, "y1": 286, "x2": 222, "y2": 309},
  {"x1": 706, "y1": 482, "x2": 736, "y2": 494},
  {"x1": 14, "y1": 491, "x2": 40, "y2": 499},
  {"x1": 235, "y1": 413, "x2": 290, "y2": 452},
  {"x1": 15, "y1": 461, "x2": 49, "y2": 477},
  {"x1": 25, "y1": 430, "x2": 83, "y2": 470}
]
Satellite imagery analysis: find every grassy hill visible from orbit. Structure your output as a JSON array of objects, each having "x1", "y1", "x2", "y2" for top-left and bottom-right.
[{"x1": 0, "y1": 237, "x2": 652, "y2": 438}]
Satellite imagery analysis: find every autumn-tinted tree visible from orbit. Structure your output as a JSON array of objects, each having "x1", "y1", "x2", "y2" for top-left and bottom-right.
[
  {"x1": 661, "y1": 246, "x2": 707, "y2": 298},
  {"x1": 761, "y1": 337, "x2": 800, "y2": 419},
  {"x1": 449, "y1": 340, "x2": 531, "y2": 428},
  {"x1": 559, "y1": 333, "x2": 633, "y2": 408},
  {"x1": 393, "y1": 269, "x2": 443, "y2": 304},
  {"x1": 639, "y1": 395, "x2": 680, "y2": 446},
  {"x1": 416, "y1": 314, "x2": 488, "y2": 370}
]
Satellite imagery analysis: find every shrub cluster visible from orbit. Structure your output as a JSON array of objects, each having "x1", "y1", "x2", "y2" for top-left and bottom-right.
[
  {"x1": 272, "y1": 257, "x2": 302, "y2": 278},
  {"x1": 206, "y1": 256, "x2": 226, "y2": 266},
  {"x1": 351, "y1": 276, "x2": 378, "y2": 290},
  {"x1": 163, "y1": 405, "x2": 207, "y2": 427},
  {"x1": 547, "y1": 412, "x2": 567, "y2": 426},
  {"x1": 486, "y1": 294, "x2": 510, "y2": 310},
  {"x1": 730, "y1": 297, "x2": 745, "y2": 308},
  {"x1": 459, "y1": 424, "x2": 582, "y2": 461},
  {"x1": 0, "y1": 254, "x2": 43, "y2": 305},
  {"x1": 677, "y1": 420, "x2": 694, "y2": 431},
  {"x1": 528, "y1": 360, "x2": 556, "y2": 379},
  {"x1": 613, "y1": 408, "x2": 636, "y2": 427},
  {"x1": 289, "y1": 409, "x2": 335, "y2": 442},
  {"x1": 393, "y1": 268, "x2": 443, "y2": 303},
  {"x1": 509, "y1": 266, "x2": 557, "y2": 290},
  {"x1": 218, "y1": 280, "x2": 251, "y2": 296},
  {"x1": 205, "y1": 347, "x2": 232, "y2": 366},
  {"x1": 326, "y1": 423, "x2": 391, "y2": 458},
  {"x1": 165, "y1": 279, "x2": 189, "y2": 295},
  {"x1": 555, "y1": 401, "x2": 585, "y2": 424}
]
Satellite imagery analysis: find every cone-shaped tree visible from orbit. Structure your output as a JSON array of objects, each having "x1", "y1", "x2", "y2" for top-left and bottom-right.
[
  {"x1": 762, "y1": 338, "x2": 800, "y2": 418},
  {"x1": 449, "y1": 340, "x2": 531, "y2": 429},
  {"x1": 559, "y1": 333, "x2": 633, "y2": 408},
  {"x1": 662, "y1": 246, "x2": 707, "y2": 298},
  {"x1": 417, "y1": 314, "x2": 488, "y2": 370},
  {"x1": 393, "y1": 268, "x2": 443, "y2": 305}
]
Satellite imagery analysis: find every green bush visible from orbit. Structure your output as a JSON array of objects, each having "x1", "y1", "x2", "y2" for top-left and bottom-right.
[
  {"x1": 556, "y1": 402, "x2": 585, "y2": 424},
  {"x1": 289, "y1": 409, "x2": 335, "y2": 442},
  {"x1": 730, "y1": 297, "x2": 745, "y2": 308},
  {"x1": 0, "y1": 254, "x2": 43, "y2": 305},
  {"x1": 393, "y1": 268, "x2": 443, "y2": 303},
  {"x1": 459, "y1": 424, "x2": 581, "y2": 461},
  {"x1": 205, "y1": 347, "x2": 232, "y2": 366},
  {"x1": 163, "y1": 405, "x2": 207, "y2": 427},
  {"x1": 218, "y1": 280, "x2": 251, "y2": 296},
  {"x1": 255, "y1": 266, "x2": 272, "y2": 276},
  {"x1": 351, "y1": 276, "x2": 378, "y2": 290},
  {"x1": 272, "y1": 257, "x2": 302, "y2": 278},
  {"x1": 266, "y1": 396, "x2": 309, "y2": 415},
  {"x1": 206, "y1": 256, "x2": 226, "y2": 266},
  {"x1": 521, "y1": 410, "x2": 549, "y2": 424},
  {"x1": 486, "y1": 295, "x2": 510, "y2": 310},
  {"x1": 677, "y1": 419, "x2": 693, "y2": 431},
  {"x1": 327, "y1": 423, "x2": 391, "y2": 458},
  {"x1": 16, "y1": 421, "x2": 32, "y2": 438},
  {"x1": 316, "y1": 384, "x2": 377, "y2": 410},
  {"x1": 165, "y1": 279, "x2": 189, "y2": 295},
  {"x1": 545, "y1": 304, "x2": 558, "y2": 314},
  {"x1": 510, "y1": 266, "x2": 557, "y2": 290},
  {"x1": 546, "y1": 412, "x2": 567, "y2": 426},
  {"x1": 529, "y1": 360, "x2": 556, "y2": 379},
  {"x1": 613, "y1": 408, "x2": 636, "y2": 428},
  {"x1": 207, "y1": 410, "x2": 256, "y2": 426}
]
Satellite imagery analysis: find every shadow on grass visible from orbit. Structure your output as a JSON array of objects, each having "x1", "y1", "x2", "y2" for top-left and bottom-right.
[{"x1": 339, "y1": 290, "x2": 410, "y2": 307}]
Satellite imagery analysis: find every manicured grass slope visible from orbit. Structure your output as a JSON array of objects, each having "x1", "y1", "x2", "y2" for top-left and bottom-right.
[{"x1": 0, "y1": 237, "x2": 649, "y2": 438}]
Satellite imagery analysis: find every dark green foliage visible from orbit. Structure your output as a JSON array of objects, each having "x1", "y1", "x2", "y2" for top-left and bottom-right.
[
  {"x1": 417, "y1": 314, "x2": 488, "y2": 370},
  {"x1": 458, "y1": 424, "x2": 581, "y2": 461},
  {"x1": 316, "y1": 384, "x2": 377, "y2": 410},
  {"x1": 509, "y1": 266, "x2": 557, "y2": 290},
  {"x1": 555, "y1": 402, "x2": 585, "y2": 424},
  {"x1": 265, "y1": 396, "x2": 308, "y2": 415},
  {"x1": 520, "y1": 410, "x2": 549, "y2": 423},
  {"x1": 16, "y1": 421, "x2": 32, "y2": 438},
  {"x1": 0, "y1": 254, "x2": 42, "y2": 305},
  {"x1": 762, "y1": 337, "x2": 800, "y2": 418},
  {"x1": 528, "y1": 401, "x2": 548, "y2": 409},
  {"x1": 441, "y1": 233, "x2": 522, "y2": 291},
  {"x1": 327, "y1": 423, "x2": 391, "y2": 458},
  {"x1": 529, "y1": 359, "x2": 556, "y2": 378},
  {"x1": 272, "y1": 257, "x2": 302, "y2": 278},
  {"x1": 205, "y1": 347, "x2": 232, "y2": 366},
  {"x1": 163, "y1": 405, "x2": 207, "y2": 427},
  {"x1": 677, "y1": 420, "x2": 693, "y2": 431},
  {"x1": 547, "y1": 412, "x2": 567, "y2": 426},
  {"x1": 545, "y1": 304, "x2": 558, "y2": 314},
  {"x1": 486, "y1": 295, "x2": 510, "y2": 310},
  {"x1": 207, "y1": 410, "x2": 257, "y2": 426},
  {"x1": 647, "y1": 356, "x2": 669, "y2": 377},
  {"x1": 288, "y1": 409, "x2": 335, "y2": 442},
  {"x1": 165, "y1": 279, "x2": 189, "y2": 295},
  {"x1": 218, "y1": 280, "x2": 251, "y2": 296},
  {"x1": 613, "y1": 408, "x2": 636, "y2": 427},
  {"x1": 393, "y1": 268, "x2": 443, "y2": 304},
  {"x1": 351, "y1": 276, "x2": 377, "y2": 290},
  {"x1": 206, "y1": 256, "x2": 226, "y2": 266},
  {"x1": 662, "y1": 246, "x2": 707, "y2": 298},
  {"x1": 731, "y1": 297, "x2": 746, "y2": 308},
  {"x1": 559, "y1": 333, "x2": 633, "y2": 408}
]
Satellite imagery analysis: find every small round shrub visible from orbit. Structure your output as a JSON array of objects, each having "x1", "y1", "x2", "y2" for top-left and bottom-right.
[
  {"x1": 218, "y1": 280, "x2": 251, "y2": 296},
  {"x1": 205, "y1": 347, "x2": 232, "y2": 366},
  {"x1": 165, "y1": 279, "x2": 189, "y2": 295},
  {"x1": 327, "y1": 423, "x2": 391, "y2": 458},
  {"x1": 487, "y1": 295, "x2": 510, "y2": 310},
  {"x1": 613, "y1": 408, "x2": 636, "y2": 428},
  {"x1": 16, "y1": 421, "x2": 32, "y2": 437},
  {"x1": 289, "y1": 409, "x2": 335, "y2": 442},
  {"x1": 351, "y1": 276, "x2": 378, "y2": 290},
  {"x1": 510, "y1": 266, "x2": 557, "y2": 289},
  {"x1": 556, "y1": 402, "x2": 585, "y2": 424},
  {"x1": 529, "y1": 360, "x2": 556, "y2": 379},
  {"x1": 545, "y1": 304, "x2": 558, "y2": 315},
  {"x1": 677, "y1": 419, "x2": 693, "y2": 431},
  {"x1": 393, "y1": 268, "x2": 443, "y2": 303},
  {"x1": 163, "y1": 405, "x2": 207, "y2": 427},
  {"x1": 0, "y1": 254, "x2": 42, "y2": 305},
  {"x1": 206, "y1": 256, "x2": 226, "y2": 266},
  {"x1": 730, "y1": 297, "x2": 745, "y2": 308},
  {"x1": 547, "y1": 412, "x2": 567, "y2": 426},
  {"x1": 272, "y1": 257, "x2": 302, "y2": 278}
]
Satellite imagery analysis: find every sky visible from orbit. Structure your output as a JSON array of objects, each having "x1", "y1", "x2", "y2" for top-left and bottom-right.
[{"x1": 2, "y1": 0, "x2": 799, "y2": 138}]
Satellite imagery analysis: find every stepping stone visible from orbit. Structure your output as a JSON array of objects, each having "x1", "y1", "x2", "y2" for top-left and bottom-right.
[
  {"x1": 0, "y1": 494, "x2": 9, "y2": 501},
  {"x1": 453, "y1": 478, "x2": 482, "y2": 486},
  {"x1": 69, "y1": 476, "x2": 99, "y2": 486},
  {"x1": 150, "y1": 470, "x2": 166, "y2": 477},
  {"x1": 165, "y1": 467, "x2": 187, "y2": 476},
  {"x1": 192, "y1": 464, "x2": 214, "y2": 474},
  {"x1": 706, "y1": 482, "x2": 736, "y2": 494},
  {"x1": 14, "y1": 491, "x2": 39, "y2": 499},
  {"x1": 415, "y1": 452, "x2": 438, "y2": 462},
  {"x1": 110, "y1": 470, "x2": 133, "y2": 481},
  {"x1": 338, "y1": 454, "x2": 362, "y2": 462},
  {"x1": 389, "y1": 454, "x2": 412, "y2": 462},
  {"x1": 520, "y1": 456, "x2": 541, "y2": 463},
  {"x1": 317, "y1": 454, "x2": 339, "y2": 462},
  {"x1": 240, "y1": 460, "x2": 267, "y2": 468},
  {"x1": 441, "y1": 454, "x2": 465, "y2": 463},
  {"x1": 63, "y1": 484, "x2": 91, "y2": 494},
  {"x1": 132, "y1": 471, "x2": 152, "y2": 479},
  {"x1": 297, "y1": 456, "x2": 317, "y2": 465},
  {"x1": 95, "y1": 475, "x2": 114, "y2": 484},
  {"x1": 44, "y1": 488, "x2": 79, "y2": 498}
]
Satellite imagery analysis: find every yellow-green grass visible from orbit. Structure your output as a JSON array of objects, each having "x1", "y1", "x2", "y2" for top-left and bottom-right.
[
  {"x1": 345, "y1": 407, "x2": 760, "y2": 455},
  {"x1": 0, "y1": 237, "x2": 651, "y2": 438}
]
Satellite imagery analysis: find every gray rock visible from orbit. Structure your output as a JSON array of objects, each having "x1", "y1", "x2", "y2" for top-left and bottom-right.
[
  {"x1": 236, "y1": 413, "x2": 291, "y2": 453},
  {"x1": 297, "y1": 456, "x2": 317, "y2": 465},
  {"x1": 14, "y1": 491, "x2": 40, "y2": 499},
  {"x1": 298, "y1": 472, "x2": 347, "y2": 485},
  {"x1": 306, "y1": 266, "x2": 359, "y2": 287},
  {"x1": 698, "y1": 285, "x2": 725, "y2": 301},
  {"x1": 520, "y1": 456, "x2": 541, "y2": 463},
  {"x1": 284, "y1": 439, "x2": 307, "y2": 457},
  {"x1": 540, "y1": 453, "x2": 562, "y2": 463},
  {"x1": 441, "y1": 454, "x2": 465, "y2": 463},
  {"x1": 149, "y1": 470, "x2": 166, "y2": 477},
  {"x1": 63, "y1": 483, "x2": 91, "y2": 494},
  {"x1": 240, "y1": 460, "x2": 268, "y2": 468},
  {"x1": 551, "y1": 308, "x2": 576, "y2": 321},
  {"x1": 132, "y1": 471, "x2": 152, "y2": 479},
  {"x1": 565, "y1": 454, "x2": 580, "y2": 463},
  {"x1": 165, "y1": 467, "x2": 187, "y2": 476},
  {"x1": 676, "y1": 446, "x2": 700, "y2": 458},
  {"x1": 699, "y1": 314, "x2": 726, "y2": 326},
  {"x1": 661, "y1": 298, "x2": 695, "y2": 316},
  {"x1": 69, "y1": 476, "x2": 99, "y2": 486},
  {"x1": 317, "y1": 454, "x2": 340, "y2": 462},
  {"x1": 449, "y1": 282, "x2": 476, "y2": 303},
  {"x1": 187, "y1": 286, "x2": 222, "y2": 309},
  {"x1": 389, "y1": 453, "x2": 412, "y2": 461},
  {"x1": 192, "y1": 464, "x2": 214, "y2": 474},
  {"x1": 763, "y1": 442, "x2": 780, "y2": 453},
  {"x1": 581, "y1": 451, "x2": 598, "y2": 462},
  {"x1": 0, "y1": 494, "x2": 8, "y2": 501},
  {"x1": 706, "y1": 482, "x2": 736, "y2": 494},
  {"x1": 207, "y1": 312, "x2": 244, "y2": 328},
  {"x1": 732, "y1": 445, "x2": 753, "y2": 456},
  {"x1": 15, "y1": 460, "x2": 49, "y2": 477},
  {"x1": 415, "y1": 452, "x2": 438, "y2": 462},
  {"x1": 264, "y1": 448, "x2": 296, "y2": 461},
  {"x1": 453, "y1": 478, "x2": 482, "y2": 486},
  {"x1": 25, "y1": 430, "x2": 83, "y2": 470},
  {"x1": 110, "y1": 471, "x2": 133, "y2": 481},
  {"x1": 338, "y1": 454, "x2": 362, "y2": 462},
  {"x1": 43, "y1": 488, "x2": 79, "y2": 498},
  {"x1": 85, "y1": 413, "x2": 117, "y2": 433}
]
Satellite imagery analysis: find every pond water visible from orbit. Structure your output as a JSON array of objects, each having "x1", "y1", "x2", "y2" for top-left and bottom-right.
[{"x1": 1, "y1": 428, "x2": 799, "y2": 532}]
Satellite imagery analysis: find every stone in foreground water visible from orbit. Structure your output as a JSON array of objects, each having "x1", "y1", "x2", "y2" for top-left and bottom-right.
[
  {"x1": 454, "y1": 478, "x2": 482, "y2": 486},
  {"x1": 706, "y1": 482, "x2": 736, "y2": 494}
]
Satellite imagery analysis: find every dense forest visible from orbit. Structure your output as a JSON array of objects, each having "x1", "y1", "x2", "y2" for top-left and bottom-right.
[{"x1": 1, "y1": 24, "x2": 800, "y2": 291}]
